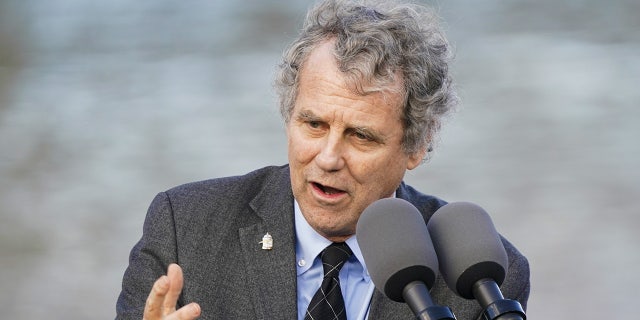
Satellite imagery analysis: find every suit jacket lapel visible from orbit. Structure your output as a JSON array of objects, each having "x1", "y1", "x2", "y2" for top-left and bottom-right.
[{"x1": 238, "y1": 167, "x2": 298, "y2": 319}]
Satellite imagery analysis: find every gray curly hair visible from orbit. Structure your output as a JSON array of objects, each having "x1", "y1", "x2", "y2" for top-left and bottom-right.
[{"x1": 274, "y1": 0, "x2": 458, "y2": 155}]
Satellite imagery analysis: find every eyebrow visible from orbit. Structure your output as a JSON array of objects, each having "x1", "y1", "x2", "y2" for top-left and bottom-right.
[
  {"x1": 295, "y1": 109, "x2": 386, "y2": 144},
  {"x1": 295, "y1": 109, "x2": 320, "y2": 122}
]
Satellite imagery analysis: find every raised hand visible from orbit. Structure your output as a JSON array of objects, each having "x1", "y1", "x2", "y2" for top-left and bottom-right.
[{"x1": 143, "y1": 264, "x2": 201, "y2": 320}]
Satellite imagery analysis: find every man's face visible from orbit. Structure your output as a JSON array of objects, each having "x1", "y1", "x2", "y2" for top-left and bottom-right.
[{"x1": 286, "y1": 39, "x2": 424, "y2": 242}]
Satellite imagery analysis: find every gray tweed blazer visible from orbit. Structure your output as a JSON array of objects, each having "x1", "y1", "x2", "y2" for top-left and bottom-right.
[{"x1": 116, "y1": 165, "x2": 530, "y2": 319}]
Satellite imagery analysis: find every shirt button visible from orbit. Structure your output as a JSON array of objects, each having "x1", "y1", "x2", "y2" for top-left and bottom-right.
[{"x1": 298, "y1": 259, "x2": 306, "y2": 267}]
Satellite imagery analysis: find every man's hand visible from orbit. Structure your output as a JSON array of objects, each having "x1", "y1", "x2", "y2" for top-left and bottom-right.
[{"x1": 143, "y1": 263, "x2": 201, "y2": 320}]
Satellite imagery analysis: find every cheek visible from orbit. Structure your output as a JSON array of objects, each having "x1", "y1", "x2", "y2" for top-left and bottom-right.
[
  {"x1": 287, "y1": 130, "x2": 316, "y2": 164},
  {"x1": 354, "y1": 149, "x2": 406, "y2": 175},
  {"x1": 350, "y1": 153, "x2": 408, "y2": 189},
  {"x1": 347, "y1": 157, "x2": 383, "y2": 190}
]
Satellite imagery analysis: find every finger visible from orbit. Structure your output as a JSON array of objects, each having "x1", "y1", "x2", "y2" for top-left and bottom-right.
[
  {"x1": 165, "y1": 302, "x2": 201, "y2": 320},
  {"x1": 144, "y1": 275, "x2": 170, "y2": 319},
  {"x1": 163, "y1": 263, "x2": 184, "y2": 314}
]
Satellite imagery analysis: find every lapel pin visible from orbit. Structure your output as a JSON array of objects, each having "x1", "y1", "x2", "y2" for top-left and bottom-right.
[{"x1": 259, "y1": 232, "x2": 273, "y2": 250}]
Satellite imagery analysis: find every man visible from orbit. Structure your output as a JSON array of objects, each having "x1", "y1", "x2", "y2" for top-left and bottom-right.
[{"x1": 116, "y1": 0, "x2": 530, "y2": 319}]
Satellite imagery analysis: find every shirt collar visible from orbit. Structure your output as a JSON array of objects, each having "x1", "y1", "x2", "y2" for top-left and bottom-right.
[{"x1": 294, "y1": 199, "x2": 331, "y2": 276}]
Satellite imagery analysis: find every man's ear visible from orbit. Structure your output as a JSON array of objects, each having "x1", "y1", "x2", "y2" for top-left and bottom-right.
[{"x1": 406, "y1": 146, "x2": 428, "y2": 170}]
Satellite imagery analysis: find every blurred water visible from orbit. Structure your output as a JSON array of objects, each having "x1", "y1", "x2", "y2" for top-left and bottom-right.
[{"x1": 1, "y1": 0, "x2": 638, "y2": 319}]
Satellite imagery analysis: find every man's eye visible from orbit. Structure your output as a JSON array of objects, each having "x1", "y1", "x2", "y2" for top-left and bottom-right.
[
  {"x1": 354, "y1": 131, "x2": 373, "y2": 141},
  {"x1": 354, "y1": 132, "x2": 368, "y2": 140},
  {"x1": 308, "y1": 121, "x2": 321, "y2": 129}
]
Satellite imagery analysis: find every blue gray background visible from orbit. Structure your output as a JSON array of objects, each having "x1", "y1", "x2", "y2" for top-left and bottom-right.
[{"x1": 1, "y1": 0, "x2": 638, "y2": 318}]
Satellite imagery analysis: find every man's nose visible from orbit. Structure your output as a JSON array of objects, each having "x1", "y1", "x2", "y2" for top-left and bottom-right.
[{"x1": 315, "y1": 135, "x2": 345, "y2": 172}]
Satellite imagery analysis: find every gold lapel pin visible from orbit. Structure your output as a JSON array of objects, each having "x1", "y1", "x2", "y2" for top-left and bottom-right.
[{"x1": 259, "y1": 232, "x2": 273, "y2": 250}]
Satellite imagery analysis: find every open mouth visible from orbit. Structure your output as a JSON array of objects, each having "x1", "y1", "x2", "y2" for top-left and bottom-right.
[{"x1": 312, "y1": 182, "x2": 345, "y2": 195}]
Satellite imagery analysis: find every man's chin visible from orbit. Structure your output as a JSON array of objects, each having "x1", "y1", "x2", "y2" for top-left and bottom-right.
[
  {"x1": 311, "y1": 222, "x2": 356, "y2": 242},
  {"x1": 317, "y1": 230, "x2": 355, "y2": 242}
]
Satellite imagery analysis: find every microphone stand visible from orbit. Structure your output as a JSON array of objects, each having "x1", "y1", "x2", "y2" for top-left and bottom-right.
[
  {"x1": 472, "y1": 278, "x2": 526, "y2": 320},
  {"x1": 403, "y1": 281, "x2": 456, "y2": 320}
]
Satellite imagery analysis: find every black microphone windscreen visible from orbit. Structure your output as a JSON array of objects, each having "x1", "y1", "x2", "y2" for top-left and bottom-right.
[
  {"x1": 356, "y1": 198, "x2": 438, "y2": 302},
  {"x1": 427, "y1": 202, "x2": 508, "y2": 299}
]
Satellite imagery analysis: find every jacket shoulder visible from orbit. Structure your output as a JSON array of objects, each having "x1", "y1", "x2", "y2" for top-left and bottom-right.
[
  {"x1": 162, "y1": 165, "x2": 289, "y2": 207},
  {"x1": 151, "y1": 165, "x2": 291, "y2": 231},
  {"x1": 397, "y1": 182, "x2": 448, "y2": 220}
]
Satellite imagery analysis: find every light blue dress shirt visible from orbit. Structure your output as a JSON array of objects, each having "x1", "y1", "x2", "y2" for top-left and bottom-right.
[{"x1": 294, "y1": 200, "x2": 376, "y2": 320}]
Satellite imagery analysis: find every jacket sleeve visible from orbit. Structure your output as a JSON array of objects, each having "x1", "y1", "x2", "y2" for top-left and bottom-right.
[{"x1": 115, "y1": 192, "x2": 180, "y2": 319}]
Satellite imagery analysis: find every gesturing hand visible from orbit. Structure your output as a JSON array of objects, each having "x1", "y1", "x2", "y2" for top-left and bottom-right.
[{"x1": 143, "y1": 264, "x2": 201, "y2": 320}]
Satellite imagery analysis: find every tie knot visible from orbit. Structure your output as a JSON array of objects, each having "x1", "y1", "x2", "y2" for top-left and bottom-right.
[{"x1": 320, "y1": 242, "x2": 353, "y2": 278}]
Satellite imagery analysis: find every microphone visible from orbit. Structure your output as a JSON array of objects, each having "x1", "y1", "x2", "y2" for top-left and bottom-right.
[
  {"x1": 427, "y1": 202, "x2": 526, "y2": 320},
  {"x1": 357, "y1": 198, "x2": 456, "y2": 320}
]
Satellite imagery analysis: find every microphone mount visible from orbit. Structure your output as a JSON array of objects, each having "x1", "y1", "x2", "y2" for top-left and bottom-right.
[
  {"x1": 403, "y1": 281, "x2": 456, "y2": 320},
  {"x1": 472, "y1": 278, "x2": 526, "y2": 320}
]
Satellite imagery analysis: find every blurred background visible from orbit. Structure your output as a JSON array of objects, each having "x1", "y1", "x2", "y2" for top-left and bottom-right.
[{"x1": 1, "y1": 0, "x2": 638, "y2": 318}]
